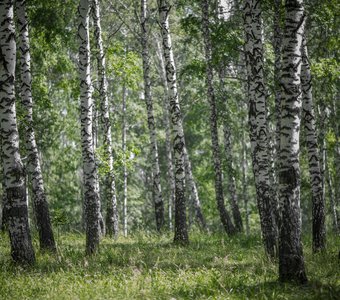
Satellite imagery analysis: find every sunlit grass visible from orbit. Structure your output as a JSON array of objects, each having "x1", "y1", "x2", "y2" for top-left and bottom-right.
[{"x1": 0, "y1": 231, "x2": 339, "y2": 299}]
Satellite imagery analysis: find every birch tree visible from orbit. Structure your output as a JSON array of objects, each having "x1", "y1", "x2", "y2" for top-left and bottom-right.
[
  {"x1": 122, "y1": 84, "x2": 128, "y2": 237},
  {"x1": 16, "y1": 0, "x2": 56, "y2": 252},
  {"x1": 218, "y1": 69, "x2": 243, "y2": 232},
  {"x1": 92, "y1": 0, "x2": 119, "y2": 238},
  {"x1": 156, "y1": 38, "x2": 175, "y2": 230},
  {"x1": 243, "y1": 0, "x2": 277, "y2": 257},
  {"x1": 0, "y1": 0, "x2": 35, "y2": 264},
  {"x1": 201, "y1": 0, "x2": 235, "y2": 235},
  {"x1": 158, "y1": 0, "x2": 189, "y2": 244},
  {"x1": 183, "y1": 146, "x2": 206, "y2": 230},
  {"x1": 140, "y1": 0, "x2": 164, "y2": 231},
  {"x1": 78, "y1": 0, "x2": 101, "y2": 254},
  {"x1": 278, "y1": 0, "x2": 307, "y2": 283},
  {"x1": 301, "y1": 37, "x2": 325, "y2": 252}
]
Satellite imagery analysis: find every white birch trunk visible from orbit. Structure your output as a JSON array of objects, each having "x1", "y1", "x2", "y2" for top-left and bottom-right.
[
  {"x1": 141, "y1": 0, "x2": 164, "y2": 231},
  {"x1": 218, "y1": 69, "x2": 243, "y2": 232},
  {"x1": 201, "y1": 0, "x2": 236, "y2": 236},
  {"x1": 92, "y1": 0, "x2": 118, "y2": 238},
  {"x1": 16, "y1": 0, "x2": 56, "y2": 252},
  {"x1": 78, "y1": 0, "x2": 101, "y2": 254},
  {"x1": 325, "y1": 152, "x2": 338, "y2": 233},
  {"x1": 278, "y1": 0, "x2": 307, "y2": 283},
  {"x1": 243, "y1": 0, "x2": 277, "y2": 257},
  {"x1": 158, "y1": 0, "x2": 189, "y2": 243},
  {"x1": 155, "y1": 37, "x2": 175, "y2": 230},
  {"x1": 183, "y1": 145, "x2": 206, "y2": 230},
  {"x1": 0, "y1": 0, "x2": 35, "y2": 264},
  {"x1": 122, "y1": 84, "x2": 128, "y2": 237},
  {"x1": 301, "y1": 38, "x2": 325, "y2": 252}
]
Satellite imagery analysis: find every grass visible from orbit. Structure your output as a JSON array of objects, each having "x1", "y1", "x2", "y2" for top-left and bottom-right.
[{"x1": 0, "y1": 231, "x2": 339, "y2": 299}]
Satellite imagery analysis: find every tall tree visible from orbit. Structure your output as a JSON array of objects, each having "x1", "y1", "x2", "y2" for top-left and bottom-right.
[
  {"x1": 122, "y1": 84, "x2": 128, "y2": 237},
  {"x1": 92, "y1": 0, "x2": 119, "y2": 238},
  {"x1": 156, "y1": 35, "x2": 205, "y2": 230},
  {"x1": 201, "y1": 0, "x2": 236, "y2": 236},
  {"x1": 301, "y1": 37, "x2": 325, "y2": 252},
  {"x1": 158, "y1": 0, "x2": 189, "y2": 244},
  {"x1": 218, "y1": 69, "x2": 243, "y2": 232},
  {"x1": 0, "y1": 0, "x2": 35, "y2": 264},
  {"x1": 278, "y1": 0, "x2": 307, "y2": 283},
  {"x1": 16, "y1": 0, "x2": 56, "y2": 252},
  {"x1": 243, "y1": 0, "x2": 277, "y2": 257},
  {"x1": 140, "y1": 0, "x2": 164, "y2": 231},
  {"x1": 78, "y1": 0, "x2": 101, "y2": 254},
  {"x1": 183, "y1": 144, "x2": 206, "y2": 230},
  {"x1": 156, "y1": 38, "x2": 175, "y2": 230}
]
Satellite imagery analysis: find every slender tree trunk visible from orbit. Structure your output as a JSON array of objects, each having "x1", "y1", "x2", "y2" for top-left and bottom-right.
[
  {"x1": 301, "y1": 38, "x2": 325, "y2": 252},
  {"x1": 222, "y1": 122, "x2": 243, "y2": 232},
  {"x1": 332, "y1": 96, "x2": 340, "y2": 225},
  {"x1": 156, "y1": 38, "x2": 175, "y2": 231},
  {"x1": 325, "y1": 152, "x2": 339, "y2": 233},
  {"x1": 78, "y1": 0, "x2": 101, "y2": 255},
  {"x1": 201, "y1": 0, "x2": 236, "y2": 236},
  {"x1": 241, "y1": 119, "x2": 250, "y2": 235},
  {"x1": 0, "y1": 136, "x2": 7, "y2": 232},
  {"x1": 16, "y1": 0, "x2": 56, "y2": 252},
  {"x1": 218, "y1": 69, "x2": 243, "y2": 232},
  {"x1": 122, "y1": 84, "x2": 128, "y2": 237},
  {"x1": 243, "y1": 0, "x2": 277, "y2": 257},
  {"x1": 0, "y1": 0, "x2": 35, "y2": 264},
  {"x1": 92, "y1": 0, "x2": 118, "y2": 238},
  {"x1": 157, "y1": 36, "x2": 204, "y2": 231},
  {"x1": 278, "y1": 0, "x2": 307, "y2": 283},
  {"x1": 141, "y1": 0, "x2": 164, "y2": 231},
  {"x1": 183, "y1": 145, "x2": 206, "y2": 230},
  {"x1": 158, "y1": 0, "x2": 189, "y2": 244}
]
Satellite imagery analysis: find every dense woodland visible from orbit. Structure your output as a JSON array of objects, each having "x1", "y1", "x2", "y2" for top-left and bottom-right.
[{"x1": 0, "y1": 0, "x2": 339, "y2": 298}]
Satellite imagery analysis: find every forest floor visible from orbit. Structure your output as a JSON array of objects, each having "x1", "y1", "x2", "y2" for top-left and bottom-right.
[{"x1": 0, "y1": 231, "x2": 339, "y2": 299}]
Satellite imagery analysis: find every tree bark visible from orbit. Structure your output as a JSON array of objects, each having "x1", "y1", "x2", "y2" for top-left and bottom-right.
[
  {"x1": 201, "y1": 0, "x2": 236, "y2": 236},
  {"x1": 157, "y1": 38, "x2": 175, "y2": 231},
  {"x1": 243, "y1": 0, "x2": 277, "y2": 257},
  {"x1": 78, "y1": 0, "x2": 101, "y2": 254},
  {"x1": 325, "y1": 152, "x2": 339, "y2": 233},
  {"x1": 241, "y1": 117, "x2": 250, "y2": 235},
  {"x1": 158, "y1": 0, "x2": 189, "y2": 244},
  {"x1": 16, "y1": 0, "x2": 56, "y2": 252},
  {"x1": 141, "y1": 0, "x2": 164, "y2": 232},
  {"x1": 92, "y1": 0, "x2": 118, "y2": 238},
  {"x1": 183, "y1": 145, "x2": 206, "y2": 230},
  {"x1": 0, "y1": 0, "x2": 35, "y2": 264},
  {"x1": 218, "y1": 69, "x2": 243, "y2": 232},
  {"x1": 278, "y1": 0, "x2": 307, "y2": 283},
  {"x1": 301, "y1": 37, "x2": 325, "y2": 252},
  {"x1": 122, "y1": 84, "x2": 128, "y2": 237}
]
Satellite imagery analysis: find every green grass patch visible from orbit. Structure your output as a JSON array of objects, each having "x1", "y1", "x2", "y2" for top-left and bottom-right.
[{"x1": 0, "y1": 231, "x2": 339, "y2": 299}]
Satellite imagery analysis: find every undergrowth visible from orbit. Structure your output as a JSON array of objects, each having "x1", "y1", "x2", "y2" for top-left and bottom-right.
[{"x1": 0, "y1": 231, "x2": 339, "y2": 299}]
